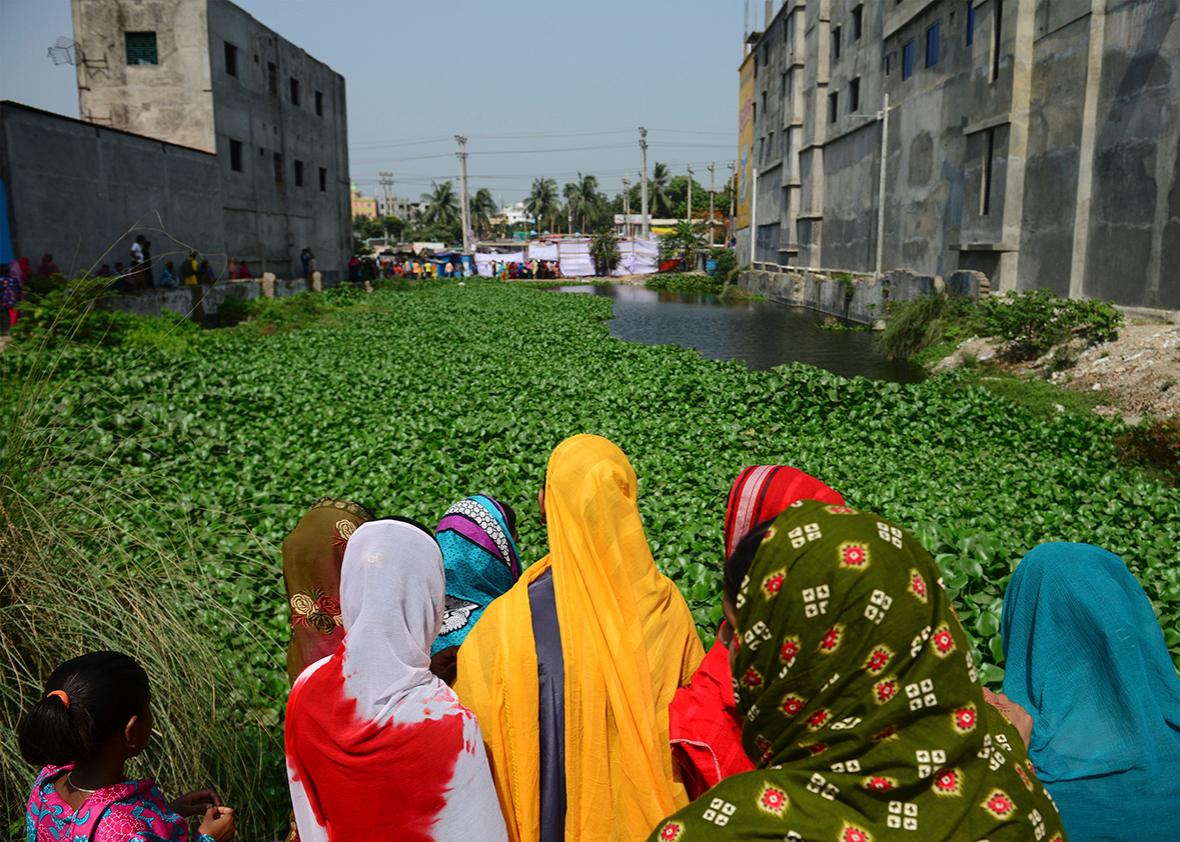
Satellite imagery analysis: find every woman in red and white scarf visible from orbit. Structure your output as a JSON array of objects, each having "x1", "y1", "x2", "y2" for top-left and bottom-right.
[
  {"x1": 669, "y1": 465, "x2": 845, "y2": 798},
  {"x1": 285, "y1": 518, "x2": 507, "y2": 842}
]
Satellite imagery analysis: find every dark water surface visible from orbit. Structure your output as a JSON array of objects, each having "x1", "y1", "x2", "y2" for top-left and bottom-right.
[{"x1": 558, "y1": 284, "x2": 924, "y2": 383}]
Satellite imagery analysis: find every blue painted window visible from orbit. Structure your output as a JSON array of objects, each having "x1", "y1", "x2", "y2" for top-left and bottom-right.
[
  {"x1": 966, "y1": 2, "x2": 976, "y2": 45},
  {"x1": 926, "y1": 22, "x2": 941, "y2": 67},
  {"x1": 902, "y1": 40, "x2": 915, "y2": 79}
]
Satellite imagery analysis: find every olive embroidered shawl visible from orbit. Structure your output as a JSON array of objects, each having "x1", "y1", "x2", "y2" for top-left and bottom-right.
[
  {"x1": 648, "y1": 501, "x2": 1065, "y2": 842},
  {"x1": 282, "y1": 498, "x2": 373, "y2": 683}
]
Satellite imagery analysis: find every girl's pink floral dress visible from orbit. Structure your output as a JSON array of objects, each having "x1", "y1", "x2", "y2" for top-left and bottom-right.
[{"x1": 26, "y1": 765, "x2": 215, "y2": 842}]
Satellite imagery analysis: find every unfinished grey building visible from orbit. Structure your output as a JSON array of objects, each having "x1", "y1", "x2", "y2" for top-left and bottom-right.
[
  {"x1": 741, "y1": 0, "x2": 1180, "y2": 309},
  {"x1": 60, "y1": 0, "x2": 351, "y2": 276}
]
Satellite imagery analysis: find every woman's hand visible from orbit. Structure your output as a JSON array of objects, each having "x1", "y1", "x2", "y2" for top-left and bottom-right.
[
  {"x1": 198, "y1": 805, "x2": 237, "y2": 842},
  {"x1": 171, "y1": 789, "x2": 220, "y2": 817},
  {"x1": 982, "y1": 688, "x2": 1034, "y2": 747}
]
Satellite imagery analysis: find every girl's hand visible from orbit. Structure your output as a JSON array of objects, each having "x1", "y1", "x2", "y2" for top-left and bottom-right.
[
  {"x1": 171, "y1": 789, "x2": 220, "y2": 817},
  {"x1": 198, "y1": 805, "x2": 236, "y2": 842}
]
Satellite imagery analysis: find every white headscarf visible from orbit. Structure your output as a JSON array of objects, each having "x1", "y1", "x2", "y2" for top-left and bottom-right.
[{"x1": 286, "y1": 518, "x2": 508, "y2": 842}]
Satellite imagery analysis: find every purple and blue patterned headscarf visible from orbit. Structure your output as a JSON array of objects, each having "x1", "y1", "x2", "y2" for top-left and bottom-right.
[{"x1": 432, "y1": 494, "x2": 522, "y2": 655}]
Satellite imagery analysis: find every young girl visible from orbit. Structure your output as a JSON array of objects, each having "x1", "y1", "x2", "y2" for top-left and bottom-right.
[{"x1": 20, "y1": 651, "x2": 236, "y2": 842}]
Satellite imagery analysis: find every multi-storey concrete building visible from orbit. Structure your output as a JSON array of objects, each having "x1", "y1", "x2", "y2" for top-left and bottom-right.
[
  {"x1": 61, "y1": 0, "x2": 351, "y2": 276},
  {"x1": 739, "y1": 0, "x2": 1179, "y2": 309}
]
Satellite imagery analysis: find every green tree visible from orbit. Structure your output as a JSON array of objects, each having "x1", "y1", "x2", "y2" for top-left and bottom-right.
[
  {"x1": 526, "y1": 178, "x2": 560, "y2": 233},
  {"x1": 422, "y1": 181, "x2": 460, "y2": 228},
  {"x1": 352, "y1": 216, "x2": 383, "y2": 240},
  {"x1": 590, "y1": 229, "x2": 621, "y2": 275},
  {"x1": 470, "y1": 188, "x2": 497, "y2": 236},
  {"x1": 660, "y1": 220, "x2": 706, "y2": 265},
  {"x1": 649, "y1": 162, "x2": 673, "y2": 218},
  {"x1": 562, "y1": 172, "x2": 605, "y2": 233}
]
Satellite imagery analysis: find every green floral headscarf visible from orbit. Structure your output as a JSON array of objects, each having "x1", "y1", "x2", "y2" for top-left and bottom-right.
[{"x1": 648, "y1": 500, "x2": 1065, "y2": 842}]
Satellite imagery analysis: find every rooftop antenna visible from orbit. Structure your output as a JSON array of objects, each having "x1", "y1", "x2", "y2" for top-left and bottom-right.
[{"x1": 48, "y1": 36, "x2": 79, "y2": 66}]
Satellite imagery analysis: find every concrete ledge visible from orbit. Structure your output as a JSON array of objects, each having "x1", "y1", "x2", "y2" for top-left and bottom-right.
[
  {"x1": 104, "y1": 276, "x2": 345, "y2": 320},
  {"x1": 738, "y1": 266, "x2": 989, "y2": 324}
]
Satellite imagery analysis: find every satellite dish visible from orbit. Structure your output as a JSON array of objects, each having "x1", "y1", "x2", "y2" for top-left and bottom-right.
[{"x1": 48, "y1": 36, "x2": 79, "y2": 66}]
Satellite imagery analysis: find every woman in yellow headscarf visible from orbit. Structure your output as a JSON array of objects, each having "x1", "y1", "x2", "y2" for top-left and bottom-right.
[{"x1": 455, "y1": 435, "x2": 705, "y2": 842}]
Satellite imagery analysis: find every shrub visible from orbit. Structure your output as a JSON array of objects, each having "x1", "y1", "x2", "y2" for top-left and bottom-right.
[
  {"x1": 590, "y1": 230, "x2": 621, "y2": 276},
  {"x1": 644, "y1": 273, "x2": 723, "y2": 294},
  {"x1": 709, "y1": 248, "x2": 737, "y2": 283},
  {"x1": 876, "y1": 294, "x2": 974, "y2": 362},
  {"x1": 1116, "y1": 416, "x2": 1180, "y2": 487},
  {"x1": 215, "y1": 294, "x2": 252, "y2": 327},
  {"x1": 975, "y1": 289, "x2": 1122, "y2": 361}
]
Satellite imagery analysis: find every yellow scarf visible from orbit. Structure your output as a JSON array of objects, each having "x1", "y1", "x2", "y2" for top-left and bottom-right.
[{"x1": 456, "y1": 435, "x2": 704, "y2": 842}]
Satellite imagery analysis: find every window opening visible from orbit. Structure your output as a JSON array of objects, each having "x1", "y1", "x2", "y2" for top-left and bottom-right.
[
  {"x1": 926, "y1": 22, "x2": 941, "y2": 67},
  {"x1": 125, "y1": 32, "x2": 158, "y2": 65}
]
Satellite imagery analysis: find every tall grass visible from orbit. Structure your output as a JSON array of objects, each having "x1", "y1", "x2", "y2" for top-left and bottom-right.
[
  {"x1": 0, "y1": 280, "x2": 287, "y2": 837},
  {"x1": 876, "y1": 294, "x2": 974, "y2": 362}
]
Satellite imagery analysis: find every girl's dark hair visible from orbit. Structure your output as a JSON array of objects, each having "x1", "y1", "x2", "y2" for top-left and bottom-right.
[
  {"x1": 724, "y1": 518, "x2": 776, "y2": 605},
  {"x1": 18, "y1": 651, "x2": 150, "y2": 767}
]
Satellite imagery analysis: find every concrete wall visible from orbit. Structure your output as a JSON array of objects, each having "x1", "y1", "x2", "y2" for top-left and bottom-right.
[
  {"x1": 104, "y1": 275, "x2": 343, "y2": 319},
  {"x1": 738, "y1": 266, "x2": 988, "y2": 323},
  {"x1": 743, "y1": 0, "x2": 1180, "y2": 309},
  {"x1": 71, "y1": 0, "x2": 216, "y2": 153},
  {"x1": 0, "y1": 102, "x2": 225, "y2": 278}
]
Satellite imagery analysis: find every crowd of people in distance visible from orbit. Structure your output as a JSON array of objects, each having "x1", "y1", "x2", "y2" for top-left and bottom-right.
[
  {"x1": 489, "y1": 259, "x2": 562, "y2": 280},
  {"x1": 18, "y1": 435, "x2": 1180, "y2": 841}
]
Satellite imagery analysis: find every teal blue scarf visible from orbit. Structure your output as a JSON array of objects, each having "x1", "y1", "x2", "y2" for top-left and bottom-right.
[
  {"x1": 431, "y1": 494, "x2": 521, "y2": 655},
  {"x1": 1002, "y1": 543, "x2": 1180, "y2": 840}
]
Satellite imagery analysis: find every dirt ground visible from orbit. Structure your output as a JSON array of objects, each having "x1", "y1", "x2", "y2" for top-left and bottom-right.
[{"x1": 1050, "y1": 323, "x2": 1180, "y2": 421}]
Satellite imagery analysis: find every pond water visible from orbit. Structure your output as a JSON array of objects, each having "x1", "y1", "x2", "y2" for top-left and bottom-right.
[{"x1": 557, "y1": 284, "x2": 924, "y2": 383}]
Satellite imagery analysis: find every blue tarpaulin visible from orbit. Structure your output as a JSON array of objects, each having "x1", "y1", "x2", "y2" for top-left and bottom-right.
[{"x1": 0, "y1": 178, "x2": 13, "y2": 264}]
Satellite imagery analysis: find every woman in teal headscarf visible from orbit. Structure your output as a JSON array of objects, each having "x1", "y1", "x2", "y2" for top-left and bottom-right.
[
  {"x1": 430, "y1": 494, "x2": 522, "y2": 683},
  {"x1": 1001, "y1": 543, "x2": 1180, "y2": 840}
]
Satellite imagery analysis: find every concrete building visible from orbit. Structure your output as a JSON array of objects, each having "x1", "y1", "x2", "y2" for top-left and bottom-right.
[
  {"x1": 5, "y1": 0, "x2": 352, "y2": 277},
  {"x1": 351, "y1": 186, "x2": 378, "y2": 219},
  {"x1": 739, "y1": 0, "x2": 1180, "y2": 309}
]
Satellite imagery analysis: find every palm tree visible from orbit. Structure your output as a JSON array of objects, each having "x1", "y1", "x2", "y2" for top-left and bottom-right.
[
  {"x1": 563, "y1": 172, "x2": 603, "y2": 232},
  {"x1": 422, "y1": 181, "x2": 460, "y2": 227},
  {"x1": 649, "y1": 162, "x2": 672, "y2": 218},
  {"x1": 471, "y1": 188, "x2": 497, "y2": 235},
  {"x1": 526, "y1": 178, "x2": 559, "y2": 232}
]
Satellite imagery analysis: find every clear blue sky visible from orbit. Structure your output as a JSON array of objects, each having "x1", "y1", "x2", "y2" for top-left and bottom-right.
[{"x1": 0, "y1": 0, "x2": 751, "y2": 206}]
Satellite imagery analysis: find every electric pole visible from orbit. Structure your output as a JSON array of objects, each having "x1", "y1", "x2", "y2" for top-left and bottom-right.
[
  {"x1": 686, "y1": 165, "x2": 694, "y2": 226},
  {"x1": 708, "y1": 163, "x2": 716, "y2": 246},
  {"x1": 728, "y1": 162, "x2": 736, "y2": 245},
  {"x1": 378, "y1": 171, "x2": 394, "y2": 241},
  {"x1": 455, "y1": 135, "x2": 472, "y2": 253},
  {"x1": 622, "y1": 178, "x2": 630, "y2": 237},
  {"x1": 639, "y1": 127, "x2": 650, "y2": 238}
]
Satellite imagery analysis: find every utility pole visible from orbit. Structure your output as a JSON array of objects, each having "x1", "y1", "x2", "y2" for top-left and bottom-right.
[
  {"x1": 378, "y1": 171, "x2": 394, "y2": 242},
  {"x1": 622, "y1": 178, "x2": 631, "y2": 237},
  {"x1": 455, "y1": 135, "x2": 472, "y2": 253},
  {"x1": 708, "y1": 163, "x2": 716, "y2": 246},
  {"x1": 639, "y1": 127, "x2": 650, "y2": 238},
  {"x1": 686, "y1": 165, "x2": 694, "y2": 226}
]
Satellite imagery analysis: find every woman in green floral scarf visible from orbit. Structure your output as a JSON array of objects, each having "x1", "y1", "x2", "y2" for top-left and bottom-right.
[{"x1": 648, "y1": 500, "x2": 1065, "y2": 841}]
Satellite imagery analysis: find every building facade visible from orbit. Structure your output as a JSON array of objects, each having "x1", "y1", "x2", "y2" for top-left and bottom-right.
[
  {"x1": 740, "y1": 0, "x2": 1180, "y2": 309},
  {"x1": 64, "y1": 0, "x2": 351, "y2": 276},
  {"x1": 351, "y1": 186, "x2": 378, "y2": 219}
]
